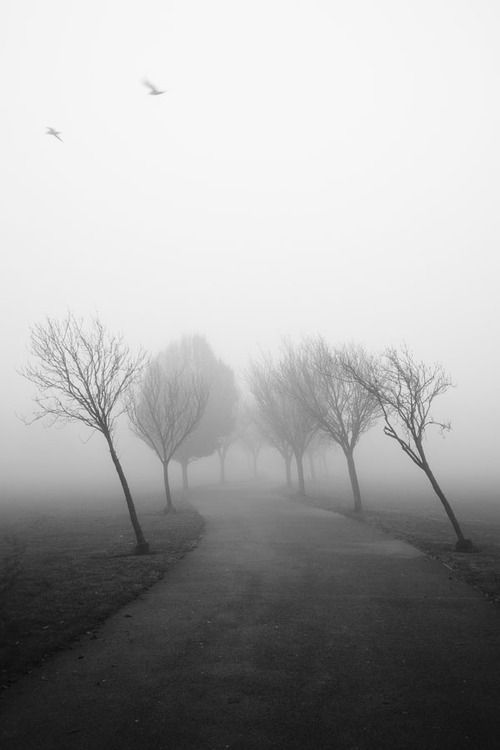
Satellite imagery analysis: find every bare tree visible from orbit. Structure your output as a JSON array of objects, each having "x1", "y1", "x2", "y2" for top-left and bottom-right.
[
  {"x1": 212, "y1": 367, "x2": 239, "y2": 484},
  {"x1": 248, "y1": 355, "x2": 316, "y2": 495},
  {"x1": 237, "y1": 403, "x2": 265, "y2": 478},
  {"x1": 22, "y1": 314, "x2": 149, "y2": 554},
  {"x1": 127, "y1": 346, "x2": 209, "y2": 512},
  {"x1": 304, "y1": 432, "x2": 335, "y2": 481},
  {"x1": 343, "y1": 346, "x2": 473, "y2": 551},
  {"x1": 249, "y1": 395, "x2": 294, "y2": 486},
  {"x1": 283, "y1": 339, "x2": 379, "y2": 512},
  {"x1": 173, "y1": 336, "x2": 238, "y2": 491},
  {"x1": 216, "y1": 431, "x2": 238, "y2": 484}
]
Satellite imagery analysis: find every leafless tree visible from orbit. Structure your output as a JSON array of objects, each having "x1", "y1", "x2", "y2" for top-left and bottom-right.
[
  {"x1": 22, "y1": 314, "x2": 149, "y2": 554},
  {"x1": 237, "y1": 403, "x2": 265, "y2": 478},
  {"x1": 128, "y1": 347, "x2": 209, "y2": 512},
  {"x1": 248, "y1": 356, "x2": 316, "y2": 494},
  {"x1": 304, "y1": 432, "x2": 335, "y2": 481},
  {"x1": 283, "y1": 339, "x2": 379, "y2": 512},
  {"x1": 172, "y1": 336, "x2": 238, "y2": 491},
  {"x1": 216, "y1": 431, "x2": 238, "y2": 484},
  {"x1": 250, "y1": 397, "x2": 294, "y2": 487},
  {"x1": 343, "y1": 346, "x2": 473, "y2": 551}
]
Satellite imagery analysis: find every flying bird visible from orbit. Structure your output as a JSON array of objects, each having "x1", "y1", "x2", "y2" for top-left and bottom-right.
[
  {"x1": 142, "y1": 78, "x2": 165, "y2": 96},
  {"x1": 46, "y1": 127, "x2": 63, "y2": 142}
]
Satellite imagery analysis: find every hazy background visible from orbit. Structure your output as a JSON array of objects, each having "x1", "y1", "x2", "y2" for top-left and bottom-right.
[{"x1": 1, "y1": 0, "x2": 499, "y2": 506}]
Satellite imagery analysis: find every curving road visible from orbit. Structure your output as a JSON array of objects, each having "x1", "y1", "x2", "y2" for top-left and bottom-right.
[{"x1": 2, "y1": 483, "x2": 500, "y2": 749}]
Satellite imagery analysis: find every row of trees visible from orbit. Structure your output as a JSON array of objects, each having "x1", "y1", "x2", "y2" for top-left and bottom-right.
[
  {"x1": 128, "y1": 335, "x2": 239, "y2": 511},
  {"x1": 23, "y1": 314, "x2": 472, "y2": 555},
  {"x1": 247, "y1": 342, "x2": 377, "y2": 509},
  {"x1": 248, "y1": 338, "x2": 472, "y2": 552},
  {"x1": 23, "y1": 317, "x2": 240, "y2": 554}
]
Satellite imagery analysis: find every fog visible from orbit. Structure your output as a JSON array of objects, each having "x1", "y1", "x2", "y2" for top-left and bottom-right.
[{"x1": 1, "y1": 0, "x2": 499, "y2": 509}]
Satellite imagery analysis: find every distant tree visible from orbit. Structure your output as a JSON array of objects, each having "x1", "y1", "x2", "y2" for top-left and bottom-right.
[
  {"x1": 283, "y1": 339, "x2": 379, "y2": 512},
  {"x1": 173, "y1": 336, "x2": 238, "y2": 491},
  {"x1": 343, "y1": 346, "x2": 473, "y2": 551},
  {"x1": 248, "y1": 355, "x2": 316, "y2": 494},
  {"x1": 240, "y1": 394, "x2": 293, "y2": 486},
  {"x1": 127, "y1": 344, "x2": 209, "y2": 512},
  {"x1": 213, "y1": 371, "x2": 240, "y2": 484},
  {"x1": 306, "y1": 433, "x2": 336, "y2": 480},
  {"x1": 305, "y1": 432, "x2": 325, "y2": 482},
  {"x1": 22, "y1": 314, "x2": 149, "y2": 554},
  {"x1": 237, "y1": 403, "x2": 265, "y2": 478},
  {"x1": 216, "y1": 429, "x2": 238, "y2": 484},
  {"x1": 256, "y1": 411, "x2": 294, "y2": 487}
]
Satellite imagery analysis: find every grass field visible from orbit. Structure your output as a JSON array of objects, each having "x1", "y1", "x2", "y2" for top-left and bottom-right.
[
  {"x1": 0, "y1": 497, "x2": 204, "y2": 687},
  {"x1": 2, "y1": 480, "x2": 499, "y2": 691}
]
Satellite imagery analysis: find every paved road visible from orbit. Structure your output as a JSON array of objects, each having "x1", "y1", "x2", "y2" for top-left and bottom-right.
[{"x1": 2, "y1": 483, "x2": 500, "y2": 749}]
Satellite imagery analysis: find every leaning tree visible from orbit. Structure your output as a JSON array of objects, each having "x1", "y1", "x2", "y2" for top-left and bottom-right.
[
  {"x1": 22, "y1": 313, "x2": 149, "y2": 554},
  {"x1": 127, "y1": 344, "x2": 209, "y2": 512},
  {"x1": 283, "y1": 339, "x2": 379, "y2": 512},
  {"x1": 343, "y1": 346, "x2": 473, "y2": 551}
]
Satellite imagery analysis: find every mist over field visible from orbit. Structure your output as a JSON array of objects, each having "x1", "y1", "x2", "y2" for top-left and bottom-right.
[{"x1": 1, "y1": 0, "x2": 499, "y2": 513}]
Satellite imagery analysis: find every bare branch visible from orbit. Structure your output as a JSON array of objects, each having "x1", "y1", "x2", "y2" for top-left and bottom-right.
[
  {"x1": 22, "y1": 313, "x2": 146, "y2": 437},
  {"x1": 128, "y1": 345, "x2": 209, "y2": 466},
  {"x1": 21, "y1": 312, "x2": 150, "y2": 553},
  {"x1": 342, "y1": 344, "x2": 453, "y2": 469}
]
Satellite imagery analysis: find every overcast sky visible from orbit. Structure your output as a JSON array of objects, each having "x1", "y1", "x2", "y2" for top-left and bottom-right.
[{"x1": 1, "y1": 0, "x2": 499, "y2": 499}]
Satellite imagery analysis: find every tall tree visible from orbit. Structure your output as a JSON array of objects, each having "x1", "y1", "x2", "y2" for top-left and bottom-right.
[
  {"x1": 283, "y1": 339, "x2": 379, "y2": 512},
  {"x1": 22, "y1": 314, "x2": 149, "y2": 554},
  {"x1": 343, "y1": 346, "x2": 473, "y2": 551},
  {"x1": 173, "y1": 336, "x2": 238, "y2": 490},
  {"x1": 248, "y1": 356, "x2": 316, "y2": 494},
  {"x1": 127, "y1": 344, "x2": 208, "y2": 512}
]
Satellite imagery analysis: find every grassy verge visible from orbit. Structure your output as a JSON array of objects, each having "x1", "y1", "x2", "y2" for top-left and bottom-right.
[
  {"x1": 305, "y1": 489, "x2": 500, "y2": 606},
  {"x1": 0, "y1": 501, "x2": 204, "y2": 687}
]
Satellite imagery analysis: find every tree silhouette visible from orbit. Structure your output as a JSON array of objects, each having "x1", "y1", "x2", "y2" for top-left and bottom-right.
[
  {"x1": 343, "y1": 346, "x2": 473, "y2": 551},
  {"x1": 22, "y1": 314, "x2": 149, "y2": 554},
  {"x1": 128, "y1": 345, "x2": 208, "y2": 512},
  {"x1": 283, "y1": 339, "x2": 379, "y2": 512}
]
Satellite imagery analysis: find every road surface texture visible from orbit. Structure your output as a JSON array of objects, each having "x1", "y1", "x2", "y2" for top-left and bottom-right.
[{"x1": 2, "y1": 483, "x2": 500, "y2": 749}]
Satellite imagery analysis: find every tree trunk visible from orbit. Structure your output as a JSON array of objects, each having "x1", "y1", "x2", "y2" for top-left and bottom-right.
[
  {"x1": 284, "y1": 454, "x2": 292, "y2": 487},
  {"x1": 345, "y1": 448, "x2": 362, "y2": 513},
  {"x1": 181, "y1": 459, "x2": 189, "y2": 492},
  {"x1": 162, "y1": 460, "x2": 175, "y2": 513},
  {"x1": 422, "y1": 460, "x2": 472, "y2": 551},
  {"x1": 105, "y1": 435, "x2": 149, "y2": 554},
  {"x1": 295, "y1": 451, "x2": 306, "y2": 496}
]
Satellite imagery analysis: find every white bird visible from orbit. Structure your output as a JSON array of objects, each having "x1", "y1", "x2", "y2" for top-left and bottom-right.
[
  {"x1": 46, "y1": 127, "x2": 63, "y2": 142},
  {"x1": 142, "y1": 78, "x2": 165, "y2": 96}
]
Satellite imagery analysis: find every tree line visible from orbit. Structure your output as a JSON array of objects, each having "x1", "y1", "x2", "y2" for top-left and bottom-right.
[{"x1": 22, "y1": 313, "x2": 473, "y2": 555}]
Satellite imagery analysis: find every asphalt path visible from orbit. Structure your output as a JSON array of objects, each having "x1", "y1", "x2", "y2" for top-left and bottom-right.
[{"x1": 2, "y1": 482, "x2": 500, "y2": 749}]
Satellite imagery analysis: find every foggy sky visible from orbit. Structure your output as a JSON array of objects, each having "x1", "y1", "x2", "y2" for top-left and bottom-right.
[{"x1": 1, "y1": 0, "x2": 499, "y2": 500}]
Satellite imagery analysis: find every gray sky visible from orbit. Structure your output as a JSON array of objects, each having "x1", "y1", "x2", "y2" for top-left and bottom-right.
[{"x1": 1, "y1": 0, "x2": 499, "y2": 498}]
